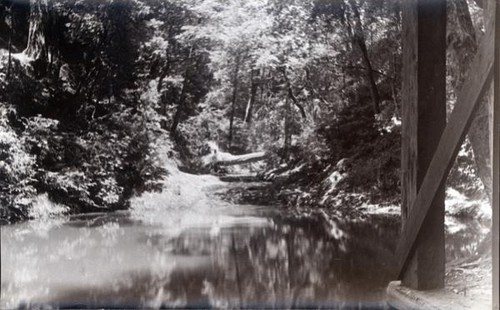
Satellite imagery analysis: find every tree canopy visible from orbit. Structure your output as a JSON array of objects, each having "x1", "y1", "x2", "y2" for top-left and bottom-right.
[{"x1": 0, "y1": 0, "x2": 489, "y2": 223}]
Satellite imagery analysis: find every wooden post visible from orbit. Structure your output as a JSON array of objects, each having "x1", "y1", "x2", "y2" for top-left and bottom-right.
[
  {"x1": 396, "y1": 18, "x2": 494, "y2": 282},
  {"x1": 493, "y1": 1, "x2": 499, "y2": 308},
  {"x1": 401, "y1": 0, "x2": 447, "y2": 290}
]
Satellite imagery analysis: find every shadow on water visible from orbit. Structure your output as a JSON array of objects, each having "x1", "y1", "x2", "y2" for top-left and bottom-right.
[
  {"x1": 63, "y1": 211, "x2": 138, "y2": 228},
  {"x1": 38, "y1": 212, "x2": 400, "y2": 309},
  {"x1": 444, "y1": 216, "x2": 491, "y2": 262},
  {"x1": 3, "y1": 204, "x2": 487, "y2": 309}
]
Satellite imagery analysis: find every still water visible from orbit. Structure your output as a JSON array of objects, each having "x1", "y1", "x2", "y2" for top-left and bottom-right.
[
  {"x1": 0, "y1": 200, "x2": 484, "y2": 309},
  {"x1": 1, "y1": 202, "x2": 402, "y2": 309}
]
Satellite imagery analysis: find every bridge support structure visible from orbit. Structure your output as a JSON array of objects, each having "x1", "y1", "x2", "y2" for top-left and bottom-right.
[
  {"x1": 493, "y1": 1, "x2": 499, "y2": 307},
  {"x1": 400, "y1": 0, "x2": 447, "y2": 290},
  {"x1": 389, "y1": 0, "x2": 499, "y2": 308}
]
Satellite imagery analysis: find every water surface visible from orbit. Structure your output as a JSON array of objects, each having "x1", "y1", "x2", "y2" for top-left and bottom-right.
[
  {"x1": 1, "y1": 203, "x2": 402, "y2": 309},
  {"x1": 2, "y1": 194, "x2": 487, "y2": 309}
]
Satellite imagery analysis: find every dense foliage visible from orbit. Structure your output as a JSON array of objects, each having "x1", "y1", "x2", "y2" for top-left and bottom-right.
[
  {"x1": 0, "y1": 0, "x2": 489, "y2": 223},
  {"x1": 0, "y1": 0, "x2": 171, "y2": 222}
]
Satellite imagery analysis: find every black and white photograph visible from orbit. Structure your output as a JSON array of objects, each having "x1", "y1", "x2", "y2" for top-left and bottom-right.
[{"x1": 0, "y1": 0, "x2": 498, "y2": 308}]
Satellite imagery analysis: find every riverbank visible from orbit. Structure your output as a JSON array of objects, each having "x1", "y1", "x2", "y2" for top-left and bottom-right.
[
  {"x1": 214, "y1": 175, "x2": 493, "y2": 307},
  {"x1": 0, "y1": 165, "x2": 400, "y2": 308},
  {"x1": 1, "y1": 155, "x2": 492, "y2": 307}
]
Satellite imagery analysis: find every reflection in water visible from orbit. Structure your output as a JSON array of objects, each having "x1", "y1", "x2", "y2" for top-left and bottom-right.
[
  {"x1": 445, "y1": 216, "x2": 490, "y2": 261},
  {"x1": 0, "y1": 204, "x2": 484, "y2": 309}
]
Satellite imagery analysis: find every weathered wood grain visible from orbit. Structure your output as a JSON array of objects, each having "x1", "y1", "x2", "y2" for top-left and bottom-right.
[
  {"x1": 401, "y1": 0, "x2": 418, "y2": 228},
  {"x1": 397, "y1": 17, "x2": 495, "y2": 279},
  {"x1": 492, "y1": 1, "x2": 499, "y2": 308},
  {"x1": 400, "y1": 0, "x2": 447, "y2": 290}
]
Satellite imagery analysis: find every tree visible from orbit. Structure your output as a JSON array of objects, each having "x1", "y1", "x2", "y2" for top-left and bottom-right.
[
  {"x1": 0, "y1": 0, "x2": 167, "y2": 221},
  {"x1": 447, "y1": 0, "x2": 492, "y2": 200},
  {"x1": 180, "y1": 0, "x2": 275, "y2": 151}
]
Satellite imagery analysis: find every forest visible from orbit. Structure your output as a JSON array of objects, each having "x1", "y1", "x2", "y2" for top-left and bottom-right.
[
  {"x1": 0, "y1": 0, "x2": 491, "y2": 223},
  {"x1": 0, "y1": 0, "x2": 496, "y2": 308}
]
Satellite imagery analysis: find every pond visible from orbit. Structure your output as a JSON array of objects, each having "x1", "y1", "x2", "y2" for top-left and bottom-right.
[{"x1": 0, "y1": 197, "x2": 487, "y2": 309}]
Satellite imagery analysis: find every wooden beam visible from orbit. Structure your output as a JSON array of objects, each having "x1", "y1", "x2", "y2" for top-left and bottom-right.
[
  {"x1": 400, "y1": 0, "x2": 447, "y2": 290},
  {"x1": 401, "y1": 0, "x2": 418, "y2": 230},
  {"x1": 493, "y1": 1, "x2": 499, "y2": 308},
  {"x1": 396, "y1": 18, "x2": 495, "y2": 278},
  {"x1": 387, "y1": 281, "x2": 491, "y2": 309}
]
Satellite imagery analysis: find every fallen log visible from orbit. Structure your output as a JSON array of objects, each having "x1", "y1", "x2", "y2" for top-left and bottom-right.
[
  {"x1": 219, "y1": 174, "x2": 265, "y2": 182},
  {"x1": 202, "y1": 150, "x2": 267, "y2": 166},
  {"x1": 217, "y1": 152, "x2": 267, "y2": 166}
]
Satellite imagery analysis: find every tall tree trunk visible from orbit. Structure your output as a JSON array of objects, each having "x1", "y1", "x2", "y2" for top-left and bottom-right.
[
  {"x1": 158, "y1": 56, "x2": 172, "y2": 130},
  {"x1": 244, "y1": 69, "x2": 258, "y2": 124},
  {"x1": 170, "y1": 71, "x2": 188, "y2": 137},
  {"x1": 356, "y1": 36, "x2": 381, "y2": 114},
  {"x1": 391, "y1": 52, "x2": 399, "y2": 114},
  {"x1": 448, "y1": 0, "x2": 492, "y2": 199},
  {"x1": 280, "y1": 68, "x2": 306, "y2": 119},
  {"x1": 24, "y1": 0, "x2": 48, "y2": 61},
  {"x1": 228, "y1": 55, "x2": 241, "y2": 147},
  {"x1": 283, "y1": 97, "x2": 291, "y2": 159},
  {"x1": 6, "y1": 4, "x2": 13, "y2": 79},
  {"x1": 348, "y1": 0, "x2": 381, "y2": 114}
]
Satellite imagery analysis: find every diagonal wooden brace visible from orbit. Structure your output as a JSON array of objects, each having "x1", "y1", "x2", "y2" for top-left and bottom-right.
[{"x1": 396, "y1": 19, "x2": 495, "y2": 277}]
